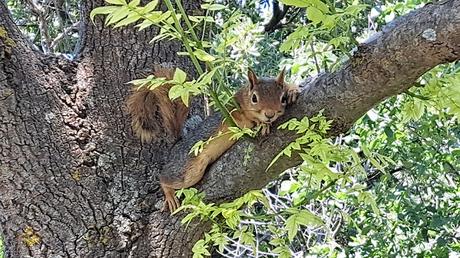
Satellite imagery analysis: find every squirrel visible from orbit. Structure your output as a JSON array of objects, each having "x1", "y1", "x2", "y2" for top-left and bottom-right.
[
  {"x1": 127, "y1": 66, "x2": 299, "y2": 213},
  {"x1": 126, "y1": 66, "x2": 189, "y2": 143}
]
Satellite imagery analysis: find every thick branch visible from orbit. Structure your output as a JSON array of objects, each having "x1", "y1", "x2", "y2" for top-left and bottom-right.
[
  {"x1": 166, "y1": 0, "x2": 460, "y2": 203},
  {"x1": 0, "y1": 1, "x2": 39, "y2": 56}
]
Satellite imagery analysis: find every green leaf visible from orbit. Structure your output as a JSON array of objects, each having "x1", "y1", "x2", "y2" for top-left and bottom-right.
[
  {"x1": 285, "y1": 210, "x2": 324, "y2": 241},
  {"x1": 358, "y1": 192, "x2": 381, "y2": 215},
  {"x1": 329, "y1": 36, "x2": 349, "y2": 48},
  {"x1": 189, "y1": 140, "x2": 205, "y2": 156},
  {"x1": 189, "y1": 16, "x2": 200, "y2": 23},
  {"x1": 307, "y1": 6, "x2": 324, "y2": 25},
  {"x1": 150, "y1": 31, "x2": 173, "y2": 43},
  {"x1": 193, "y1": 49, "x2": 215, "y2": 62},
  {"x1": 106, "y1": 6, "x2": 130, "y2": 25},
  {"x1": 401, "y1": 97, "x2": 425, "y2": 122},
  {"x1": 192, "y1": 240, "x2": 211, "y2": 257},
  {"x1": 279, "y1": 0, "x2": 309, "y2": 7},
  {"x1": 114, "y1": 13, "x2": 141, "y2": 28},
  {"x1": 296, "y1": 210, "x2": 324, "y2": 226},
  {"x1": 143, "y1": 0, "x2": 159, "y2": 13},
  {"x1": 105, "y1": 0, "x2": 126, "y2": 5},
  {"x1": 90, "y1": 6, "x2": 119, "y2": 22},
  {"x1": 222, "y1": 209, "x2": 240, "y2": 229},
  {"x1": 212, "y1": 232, "x2": 228, "y2": 253},
  {"x1": 181, "y1": 212, "x2": 197, "y2": 225},
  {"x1": 285, "y1": 215, "x2": 299, "y2": 241},
  {"x1": 201, "y1": 3, "x2": 226, "y2": 10},
  {"x1": 344, "y1": 4, "x2": 368, "y2": 15},
  {"x1": 239, "y1": 229, "x2": 255, "y2": 247},
  {"x1": 166, "y1": 13, "x2": 181, "y2": 25},
  {"x1": 310, "y1": 0, "x2": 329, "y2": 13},
  {"x1": 181, "y1": 90, "x2": 190, "y2": 107},
  {"x1": 273, "y1": 246, "x2": 292, "y2": 258},
  {"x1": 168, "y1": 84, "x2": 182, "y2": 101},
  {"x1": 322, "y1": 15, "x2": 336, "y2": 28},
  {"x1": 128, "y1": 0, "x2": 140, "y2": 7},
  {"x1": 198, "y1": 68, "x2": 217, "y2": 85},
  {"x1": 173, "y1": 68, "x2": 187, "y2": 84},
  {"x1": 153, "y1": 10, "x2": 171, "y2": 23},
  {"x1": 136, "y1": 19, "x2": 154, "y2": 30}
]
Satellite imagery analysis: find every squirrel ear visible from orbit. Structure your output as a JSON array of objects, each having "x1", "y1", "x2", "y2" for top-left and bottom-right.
[
  {"x1": 276, "y1": 67, "x2": 286, "y2": 86},
  {"x1": 153, "y1": 64, "x2": 175, "y2": 79},
  {"x1": 248, "y1": 68, "x2": 259, "y2": 90}
]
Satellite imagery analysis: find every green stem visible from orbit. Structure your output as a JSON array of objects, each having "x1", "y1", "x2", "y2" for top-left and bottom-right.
[
  {"x1": 201, "y1": 9, "x2": 210, "y2": 41},
  {"x1": 310, "y1": 179, "x2": 338, "y2": 200},
  {"x1": 164, "y1": 0, "x2": 203, "y2": 74},
  {"x1": 174, "y1": 0, "x2": 201, "y2": 46},
  {"x1": 174, "y1": 0, "x2": 239, "y2": 110},
  {"x1": 163, "y1": 0, "x2": 235, "y2": 125},
  {"x1": 405, "y1": 91, "x2": 430, "y2": 101},
  {"x1": 310, "y1": 41, "x2": 321, "y2": 74}
]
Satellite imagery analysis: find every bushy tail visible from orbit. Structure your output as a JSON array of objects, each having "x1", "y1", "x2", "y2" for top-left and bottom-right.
[{"x1": 126, "y1": 66, "x2": 188, "y2": 143}]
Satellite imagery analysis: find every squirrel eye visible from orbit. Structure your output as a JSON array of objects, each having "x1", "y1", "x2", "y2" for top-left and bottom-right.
[
  {"x1": 281, "y1": 93, "x2": 288, "y2": 105},
  {"x1": 251, "y1": 93, "x2": 258, "y2": 104}
]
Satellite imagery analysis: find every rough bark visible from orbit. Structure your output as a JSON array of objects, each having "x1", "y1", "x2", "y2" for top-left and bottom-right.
[
  {"x1": 0, "y1": 1, "x2": 459, "y2": 258},
  {"x1": 1, "y1": 0, "x2": 207, "y2": 257}
]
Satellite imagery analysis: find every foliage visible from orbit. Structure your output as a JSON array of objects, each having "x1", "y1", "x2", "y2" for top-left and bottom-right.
[
  {"x1": 345, "y1": 63, "x2": 460, "y2": 257},
  {"x1": 179, "y1": 114, "x2": 386, "y2": 257},
  {"x1": 7, "y1": 0, "x2": 80, "y2": 55}
]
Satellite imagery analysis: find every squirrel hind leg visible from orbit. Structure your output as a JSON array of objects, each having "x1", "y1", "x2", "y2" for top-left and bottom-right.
[
  {"x1": 159, "y1": 156, "x2": 209, "y2": 213},
  {"x1": 161, "y1": 183, "x2": 180, "y2": 213}
]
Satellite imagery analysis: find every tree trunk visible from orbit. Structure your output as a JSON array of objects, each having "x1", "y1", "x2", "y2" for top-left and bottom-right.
[
  {"x1": 1, "y1": 0, "x2": 208, "y2": 257},
  {"x1": 1, "y1": 0, "x2": 459, "y2": 257}
]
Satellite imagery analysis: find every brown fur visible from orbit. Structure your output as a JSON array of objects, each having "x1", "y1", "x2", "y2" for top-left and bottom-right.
[
  {"x1": 159, "y1": 68, "x2": 300, "y2": 213},
  {"x1": 126, "y1": 66, "x2": 188, "y2": 143}
]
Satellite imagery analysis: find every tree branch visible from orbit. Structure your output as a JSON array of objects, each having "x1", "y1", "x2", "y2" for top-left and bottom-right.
[
  {"x1": 50, "y1": 21, "x2": 80, "y2": 51},
  {"x1": 164, "y1": 0, "x2": 460, "y2": 204},
  {"x1": 264, "y1": 0, "x2": 290, "y2": 33},
  {"x1": 24, "y1": 0, "x2": 52, "y2": 53},
  {"x1": 0, "y1": 2, "x2": 38, "y2": 55}
]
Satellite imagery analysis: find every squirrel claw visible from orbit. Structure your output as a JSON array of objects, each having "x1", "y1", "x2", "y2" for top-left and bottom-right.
[
  {"x1": 286, "y1": 84, "x2": 300, "y2": 104},
  {"x1": 162, "y1": 194, "x2": 180, "y2": 214},
  {"x1": 261, "y1": 124, "x2": 271, "y2": 136},
  {"x1": 161, "y1": 184, "x2": 180, "y2": 213}
]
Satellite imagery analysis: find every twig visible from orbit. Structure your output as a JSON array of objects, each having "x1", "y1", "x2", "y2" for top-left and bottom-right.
[
  {"x1": 50, "y1": 21, "x2": 80, "y2": 51},
  {"x1": 24, "y1": 0, "x2": 52, "y2": 53},
  {"x1": 264, "y1": 0, "x2": 290, "y2": 33}
]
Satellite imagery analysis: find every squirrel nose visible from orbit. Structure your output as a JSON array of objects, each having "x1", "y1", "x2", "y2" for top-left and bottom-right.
[{"x1": 265, "y1": 111, "x2": 275, "y2": 119}]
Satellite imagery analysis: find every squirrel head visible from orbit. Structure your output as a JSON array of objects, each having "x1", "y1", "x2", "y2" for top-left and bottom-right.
[{"x1": 239, "y1": 68, "x2": 289, "y2": 124}]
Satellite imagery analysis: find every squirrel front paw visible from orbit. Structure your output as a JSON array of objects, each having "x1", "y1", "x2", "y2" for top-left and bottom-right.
[
  {"x1": 161, "y1": 184, "x2": 181, "y2": 213},
  {"x1": 260, "y1": 123, "x2": 271, "y2": 136},
  {"x1": 286, "y1": 84, "x2": 300, "y2": 104}
]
